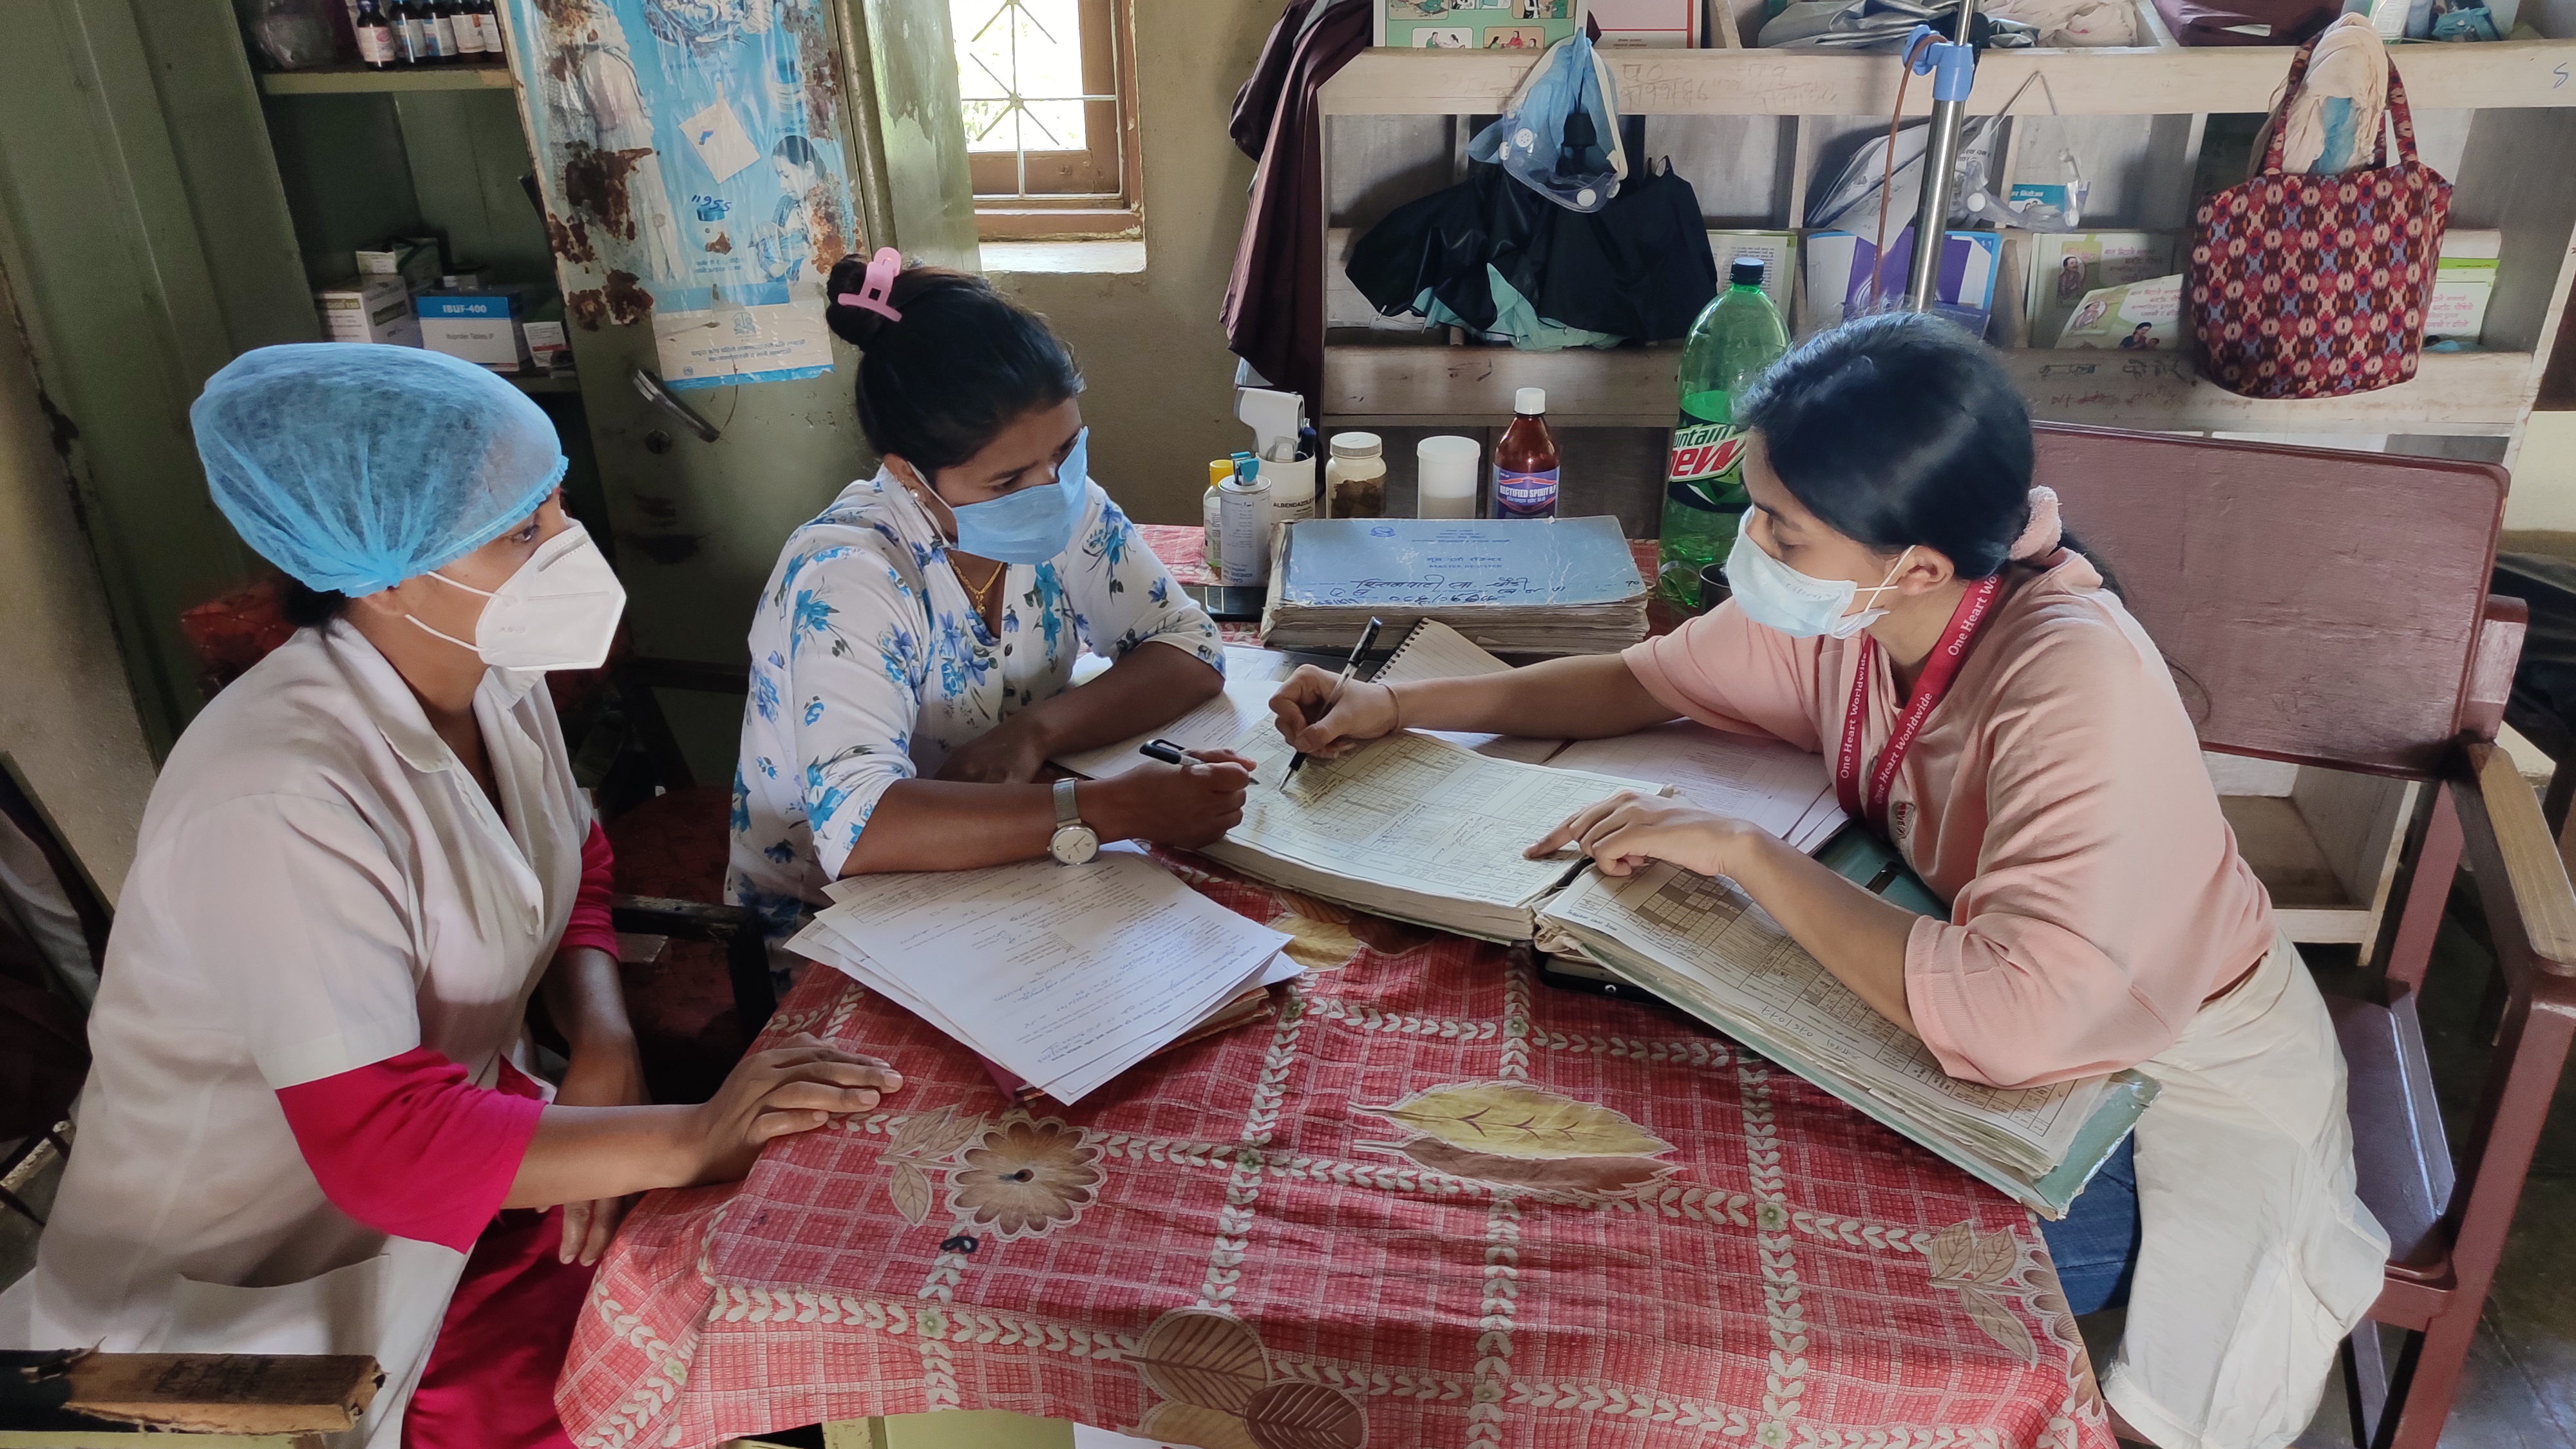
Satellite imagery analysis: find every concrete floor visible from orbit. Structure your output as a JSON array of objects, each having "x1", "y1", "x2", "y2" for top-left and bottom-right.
[{"x1": 3, "y1": 909, "x2": 2570, "y2": 1445}]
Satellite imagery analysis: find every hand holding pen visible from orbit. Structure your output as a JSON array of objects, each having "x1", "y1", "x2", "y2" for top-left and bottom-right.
[{"x1": 1280, "y1": 616, "x2": 1384, "y2": 788}]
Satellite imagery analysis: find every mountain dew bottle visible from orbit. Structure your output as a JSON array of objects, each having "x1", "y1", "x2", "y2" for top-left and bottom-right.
[{"x1": 1658, "y1": 257, "x2": 1788, "y2": 610}]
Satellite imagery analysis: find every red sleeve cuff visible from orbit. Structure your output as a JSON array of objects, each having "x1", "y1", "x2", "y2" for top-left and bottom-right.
[
  {"x1": 557, "y1": 820, "x2": 621, "y2": 960},
  {"x1": 276, "y1": 1046, "x2": 544, "y2": 1251}
]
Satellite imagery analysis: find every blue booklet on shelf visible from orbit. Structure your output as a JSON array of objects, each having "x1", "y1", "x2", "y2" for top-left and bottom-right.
[{"x1": 1263, "y1": 516, "x2": 1649, "y2": 654}]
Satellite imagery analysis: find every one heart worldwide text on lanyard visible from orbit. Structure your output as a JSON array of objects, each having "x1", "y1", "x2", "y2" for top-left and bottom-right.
[{"x1": 1833, "y1": 573, "x2": 2003, "y2": 838}]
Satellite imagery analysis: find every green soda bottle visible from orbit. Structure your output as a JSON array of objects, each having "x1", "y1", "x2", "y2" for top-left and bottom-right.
[{"x1": 1657, "y1": 257, "x2": 1788, "y2": 610}]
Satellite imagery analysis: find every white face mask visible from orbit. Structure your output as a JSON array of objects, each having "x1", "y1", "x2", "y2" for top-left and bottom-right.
[
  {"x1": 1724, "y1": 522, "x2": 1911, "y2": 641},
  {"x1": 406, "y1": 520, "x2": 627, "y2": 670}
]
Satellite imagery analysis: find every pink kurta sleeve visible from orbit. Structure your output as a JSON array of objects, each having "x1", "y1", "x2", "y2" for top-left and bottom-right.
[
  {"x1": 1903, "y1": 605, "x2": 2267, "y2": 1088},
  {"x1": 274, "y1": 1046, "x2": 545, "y2": 1251},
  {"x1": 556, "y1": 821, "x2": 620, "y2": 960},
  {"x1": 1619, "y1": 600, "x2": 1830, "y2": 751}
]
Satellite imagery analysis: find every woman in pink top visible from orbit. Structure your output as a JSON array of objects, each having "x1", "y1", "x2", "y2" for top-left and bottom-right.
[{"x1": 1271, "y1": 314, "x2": 2386, "y2": 1449}]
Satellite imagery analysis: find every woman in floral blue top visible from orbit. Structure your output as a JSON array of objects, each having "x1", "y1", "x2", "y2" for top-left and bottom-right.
[{"x1": 730, "y1": 256, "x2": 1249, "y2": 946}]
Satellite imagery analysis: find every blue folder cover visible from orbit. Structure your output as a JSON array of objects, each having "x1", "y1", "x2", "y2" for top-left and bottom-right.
[{"x1": 1280, "y1": 517, "x2": 1645, "y2": 609}]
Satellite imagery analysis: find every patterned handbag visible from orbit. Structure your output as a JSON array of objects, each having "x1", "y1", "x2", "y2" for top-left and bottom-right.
[{"x1": 2186, "y1": 41, "x2": 2450, "y2": 399}]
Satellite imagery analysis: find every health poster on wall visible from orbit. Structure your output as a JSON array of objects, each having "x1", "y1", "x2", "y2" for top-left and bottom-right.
[{"x1": 500, "y1": 0, "x2": 857, "y2": 388}]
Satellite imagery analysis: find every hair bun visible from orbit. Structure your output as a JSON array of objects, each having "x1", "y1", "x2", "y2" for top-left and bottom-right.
[{"x1": 824, "y1": 252, "x2": 894, "y2": 349}]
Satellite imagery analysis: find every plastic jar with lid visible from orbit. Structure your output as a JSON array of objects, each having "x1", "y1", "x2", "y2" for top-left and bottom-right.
[{"x1": 1325, "y1": 432, "x2": 1387, "y2": 518}]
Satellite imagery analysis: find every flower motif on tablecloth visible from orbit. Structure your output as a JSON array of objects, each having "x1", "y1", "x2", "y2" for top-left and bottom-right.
[
  {"x1": 945, "y1": 1114, "x2": 1104, "y2": 1239},
  {"x1": 1130, "y1": 1308, "x2": 1367, "y2": 1449},
  {"x1": 876, "y1": 1103, "x2": 992, "y2": 1227}
]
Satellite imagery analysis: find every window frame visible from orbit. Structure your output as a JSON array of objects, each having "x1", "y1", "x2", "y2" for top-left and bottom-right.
[{"x1": 957, "y1": 0, "x2": 1142, "y2": 240}]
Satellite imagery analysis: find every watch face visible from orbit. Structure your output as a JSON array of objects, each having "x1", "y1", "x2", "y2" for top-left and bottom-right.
[{"x1": 1049, "y1": 824, "x2": 1099, "y2": 866}]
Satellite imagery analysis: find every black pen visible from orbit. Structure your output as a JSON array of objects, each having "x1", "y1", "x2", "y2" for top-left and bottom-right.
[
  {"x1": 1138, "y1": 737, "x2": 1189, "y2": 764},
  {"x1": 1283, "y1": 616, "x2": 1383, "y2": 788}
]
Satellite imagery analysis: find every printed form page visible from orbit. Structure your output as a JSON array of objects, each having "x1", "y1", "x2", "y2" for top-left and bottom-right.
[
  {"x1": 1224, "y1": 729, "x2": 1643, "y2": 909},
  {"x1": 804, "y1": 854, "x2": 1289, "y2": 1102},
  {"x1": 1546, "y1": 722, "x2": 1842, "y2": 846}
]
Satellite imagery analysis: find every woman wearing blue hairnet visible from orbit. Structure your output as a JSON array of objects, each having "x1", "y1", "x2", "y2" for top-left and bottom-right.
[
  {"x1": 728, "y1": 251, "x2": 1246, "y2": 952},
  {"x1": 0, "y1": 345, "x2": 903, "y2": 1449}
]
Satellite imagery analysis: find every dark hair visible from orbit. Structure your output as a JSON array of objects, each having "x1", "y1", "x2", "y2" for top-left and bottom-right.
[
  {"x1": 823, "y1": 256, "x2": 1083, "y2": 475},
  {"x1": 773, "y1": 134, "x2": 817, "y2": 169},
  {"x1": 281, "y1": 574, "x2": 350, "y2": 627},
  {"x1": 1734, "y1": 312, "x2": 2034, "y2": 581}
]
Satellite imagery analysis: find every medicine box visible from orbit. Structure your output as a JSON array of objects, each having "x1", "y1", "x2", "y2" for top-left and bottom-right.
[
  {"x1": 315, "y1": 275, "x2": 420, "y2": 346},
  {"x1": 356, "y1": 236, "x2": 443, "y2": 294},
  {"x1": 1377, "y1": 0, "x2": 1578, "y2": 50},
  {"x1": 417, "y1": 289, "x2": 535, "y2": 372}
]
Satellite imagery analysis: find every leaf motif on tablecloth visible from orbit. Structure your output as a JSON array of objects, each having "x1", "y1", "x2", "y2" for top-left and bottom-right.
[
  {"x1": 1268, "y1": 911, "x2": 1363, "y2": 972},
  {"x1": 1369, "y1": 1137, "x2": 1674, "y2": 1197},
  {"x1": 1927, "y1": 1219, "x2": 2014, "y2": 1287},
  {"x1": 887, "y1": 1160, "x2": 933, "y2": 1227},
  {"x1": 1134, "y1": 1309, "x2": 1271, "y2": 1413},
  {"x1": 1955, "y1": 1285, "x2": 2040, "y2": 1365},
  {"x1": 889, "y1": 1103, "x2": 985, "y2": 1162},
  {"x1": 1136, "y1": 1401, "x2": 1264, "y2": 1449},
  {"x1": 1356, "y1": 1081, "x2": 1672, "y2": 1160},
  {"x1": 1241, "y1": 1381, "x2": 1367, "y2": 1449}
]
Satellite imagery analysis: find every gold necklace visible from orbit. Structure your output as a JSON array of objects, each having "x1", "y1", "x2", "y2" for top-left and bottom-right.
[{"x1": 952, "y1": 552, "x2": 1007, "y2": 616}]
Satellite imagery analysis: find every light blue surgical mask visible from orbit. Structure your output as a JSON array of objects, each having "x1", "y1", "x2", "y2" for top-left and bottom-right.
[
  {"x1": 1725, "y1": 520, "x2": 1911, "y2": 640},
  {"x1": 943, "y1": 428, "x2": 1088, "y2": 564}
]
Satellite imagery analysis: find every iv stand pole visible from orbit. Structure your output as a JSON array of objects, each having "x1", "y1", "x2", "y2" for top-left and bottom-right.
[{"x1": 1900, "y1": 0, "x2": 1978, "y2": 313}]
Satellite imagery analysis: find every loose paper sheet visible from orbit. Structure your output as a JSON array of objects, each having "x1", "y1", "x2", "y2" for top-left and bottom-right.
[{"x1": 793, "y1": 853, "x2": 1289, "y2": 1103}]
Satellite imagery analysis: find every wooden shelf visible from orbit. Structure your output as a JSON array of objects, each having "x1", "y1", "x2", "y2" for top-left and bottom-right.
[
  {"x1": 1322, "y1": 341, "x2": 2533, "y2": 434},
  {"x1": 1320, "y1": 39, "x2": 2576, "y2": 119},
  {"x1": 258, "y1": 62, "x2": 512, "y2": 95}
]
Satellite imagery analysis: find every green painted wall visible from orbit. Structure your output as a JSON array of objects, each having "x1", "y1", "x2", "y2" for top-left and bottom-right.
[{"x1": 0, "y1": 0, "x2": 315, "y2": 756}]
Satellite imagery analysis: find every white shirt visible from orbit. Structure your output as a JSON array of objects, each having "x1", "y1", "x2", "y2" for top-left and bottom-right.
[
  {"x1": 0, "y1": 622, "x2": 589, "y2": 1446},
  {"x1": 726, "y1": 468, "x2": 1219, "y2": 934}
]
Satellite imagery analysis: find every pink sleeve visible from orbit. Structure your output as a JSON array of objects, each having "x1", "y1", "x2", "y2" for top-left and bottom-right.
[
  {"x1": 274, "y1": 1046, "x2": 546, "y2": 1251},
  {"x1": 1619, "y1": 601, "x2": 1830, "y2": 752},
  {"x1": 556, "y1": 820, "x2": 620, "y2": 960},
  {"x1": 1901, "y1": 614, "x2": 2261, "y2": 1088}
]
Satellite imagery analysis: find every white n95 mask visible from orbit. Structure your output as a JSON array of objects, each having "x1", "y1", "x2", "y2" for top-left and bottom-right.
[
  {"x1": 1724, "y1": 522, "x2": 1910, "y2": 641},
  {"x1": 410, "y1": 520, "x2": 627, "y2": 670}
]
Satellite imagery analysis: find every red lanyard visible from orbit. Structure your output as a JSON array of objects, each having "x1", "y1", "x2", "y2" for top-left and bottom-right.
[{"x1": 1833, "y1": 574, "x2": 2003, "y2": 835}]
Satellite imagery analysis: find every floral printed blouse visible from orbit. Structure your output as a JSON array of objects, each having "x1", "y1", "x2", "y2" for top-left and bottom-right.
[{"x1": 727, "y1": 466, "x2": 1221, "y2": 938}]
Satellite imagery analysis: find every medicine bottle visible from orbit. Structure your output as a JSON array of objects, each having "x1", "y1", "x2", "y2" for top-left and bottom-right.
[
  {"x1": 1202, "y1": 459, "x2": 1228, "y2": 574},
  {"x1": 1325, "y1": 433, "x2": 1386, "y2": 518}
]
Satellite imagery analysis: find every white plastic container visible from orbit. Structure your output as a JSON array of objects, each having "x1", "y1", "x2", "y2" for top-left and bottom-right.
[
  {"x1": 1416, "y1": 435, "x2": 1481, "y2": 520},
  {"x1": 1264, "y1": 454, "x2": 1316, "y2": 538}
]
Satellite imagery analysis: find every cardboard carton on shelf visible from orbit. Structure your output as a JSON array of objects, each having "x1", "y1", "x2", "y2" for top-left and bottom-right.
[{"x1": 314, "y1": 274, "x2": 419, "y2": 347}]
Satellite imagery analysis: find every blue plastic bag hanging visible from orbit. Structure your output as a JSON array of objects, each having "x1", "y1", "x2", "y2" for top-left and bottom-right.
[{"x1": 1468, "y1": 35, "x2": 1627, "y2": 214}]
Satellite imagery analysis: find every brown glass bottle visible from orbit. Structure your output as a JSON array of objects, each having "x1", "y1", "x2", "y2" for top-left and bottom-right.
[{"x1": 1492, "y1": 386, "x2": 1559, "y2": 518}]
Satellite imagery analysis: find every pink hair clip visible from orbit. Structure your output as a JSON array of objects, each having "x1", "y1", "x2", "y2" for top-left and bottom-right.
[{"x1": 835, "y1": 246, "x2": 904, "y2": 324}]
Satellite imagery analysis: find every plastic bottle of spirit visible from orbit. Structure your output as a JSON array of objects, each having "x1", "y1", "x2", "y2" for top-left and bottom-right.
[
  {"x1": 1656, "y1": 257, "x2": 1787, "y2": 609},
  {"x1": 1492, "y1": 387, "x2": 1560, "y2": 519}
]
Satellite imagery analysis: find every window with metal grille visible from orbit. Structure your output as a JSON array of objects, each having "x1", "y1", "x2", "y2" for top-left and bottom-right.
[{"x1": 952, "y1": 0, "x2": 1137, "y2": 238}]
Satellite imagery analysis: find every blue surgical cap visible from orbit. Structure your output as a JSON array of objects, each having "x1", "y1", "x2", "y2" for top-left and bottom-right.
[{"x1": 191, "y1": 343, "x2": 570, "y2": 596}]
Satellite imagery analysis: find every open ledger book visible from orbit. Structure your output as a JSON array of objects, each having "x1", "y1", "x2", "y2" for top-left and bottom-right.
[{"x1": 1534, "y1": 860, "x2": 2157, "y2": 1217}]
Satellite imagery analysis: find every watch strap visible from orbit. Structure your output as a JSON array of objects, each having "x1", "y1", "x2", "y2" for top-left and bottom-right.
[{"x1": 1053, "y1": 776, "x2": 1081, "y2": 828}]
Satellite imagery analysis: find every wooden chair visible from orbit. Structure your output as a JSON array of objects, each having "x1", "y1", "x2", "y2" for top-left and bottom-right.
[{"x1": 2038, "y1": 424, "x2": 2571, "y2": 1449}]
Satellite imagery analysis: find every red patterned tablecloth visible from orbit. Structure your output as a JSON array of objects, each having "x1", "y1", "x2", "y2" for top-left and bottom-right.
[{"x1": 558, "y1": 846, "x2": 2111, "y2": 1449}]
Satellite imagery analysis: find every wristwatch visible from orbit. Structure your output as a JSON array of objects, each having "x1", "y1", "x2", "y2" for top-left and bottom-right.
[{"x1": 1048, "y1": 777, "x2": 1099, "y2": 866}]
